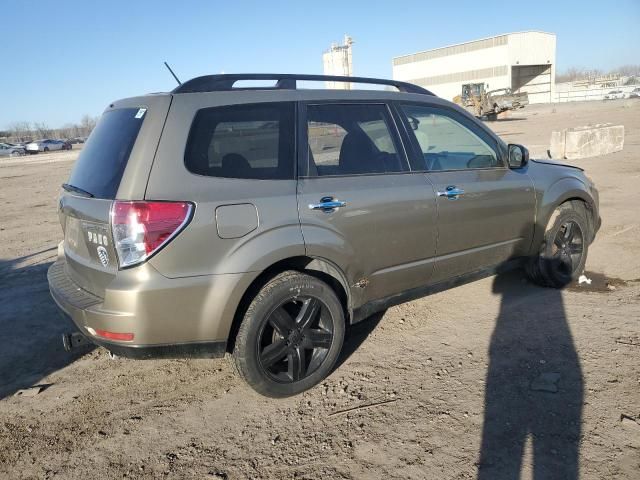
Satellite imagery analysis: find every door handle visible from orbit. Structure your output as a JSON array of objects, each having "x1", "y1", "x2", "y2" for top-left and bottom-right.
[
  {"x1": 309, "y1": 196, "x2": 347, "y2": 212},
  {"x1": 437, "y1": 185, "x2": 465, "y2": 200}
]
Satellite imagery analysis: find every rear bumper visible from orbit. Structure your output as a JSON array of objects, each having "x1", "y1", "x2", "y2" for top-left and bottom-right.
[
  {"x1": 90, "y1": 336, "x2": 226, "y2": 359},
  {"x1": 48, "y1": 259, "x2": 254, "y2": 358}
]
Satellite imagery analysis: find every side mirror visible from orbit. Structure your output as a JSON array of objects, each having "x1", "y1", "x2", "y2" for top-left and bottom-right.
[{"x1": 507, "y1": 144, "x2": 529, "y2": 169}]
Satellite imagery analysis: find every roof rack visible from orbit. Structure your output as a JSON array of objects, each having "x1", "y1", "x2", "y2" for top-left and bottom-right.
[{"x1": 172, "y1": 73, "x2": 433, "y2": 95}]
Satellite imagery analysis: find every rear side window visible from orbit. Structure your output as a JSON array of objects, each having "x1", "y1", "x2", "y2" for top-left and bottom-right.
[
  {"x1": 306, "y1": 103, "x2": 406, "y2": 176},
  {"x1": 67, "y1": 108, "x2": 145, "y2": 199},
  {"x1": 185, "y1": 102, "x2": 295, "y2": 180}
]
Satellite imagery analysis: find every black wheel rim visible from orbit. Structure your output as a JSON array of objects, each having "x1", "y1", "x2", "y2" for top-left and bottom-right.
[
  {"x1": 258, "y1": 296, "x2": 334, "y2": 384},
  {"x1": 550, "y1": 220, "x2": 584, "y2": 278}
]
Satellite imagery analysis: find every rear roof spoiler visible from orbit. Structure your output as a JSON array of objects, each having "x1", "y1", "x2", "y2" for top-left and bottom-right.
[{"x1": 172, "y1": 73, "x2": 434, "y2": 96}]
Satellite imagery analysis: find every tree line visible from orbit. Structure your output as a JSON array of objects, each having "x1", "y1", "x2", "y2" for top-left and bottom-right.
[
  {"x1": 556, "y1": 64, "x2": 640, "y2": 84},
  {"x1": 0, "y1": 114, "x2": 98, "y2": 143}
]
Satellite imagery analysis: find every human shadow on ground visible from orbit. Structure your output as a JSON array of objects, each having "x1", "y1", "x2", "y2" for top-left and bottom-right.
[
  {"x1": 477, "y1": 270, "x2": 583, "y2": 479},
  {"x1": 0, "y1": 249, "x2": 93, "y2": 400}
]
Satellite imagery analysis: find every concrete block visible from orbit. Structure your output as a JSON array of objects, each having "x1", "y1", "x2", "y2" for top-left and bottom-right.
[
  {"x1": 549, "y1": 130, "x2": 566, "y2": 159},
  {"x1": 549, "y1": 124, "x2": 624, "y2": 159}
]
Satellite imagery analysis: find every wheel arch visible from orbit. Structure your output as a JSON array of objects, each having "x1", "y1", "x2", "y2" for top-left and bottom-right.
[
  {"x1": 532, "y1": 180, "x2": 598, "y2": 254},
  {"x1": 225, "y1": 255, "x2": 351, "y2": 353}
]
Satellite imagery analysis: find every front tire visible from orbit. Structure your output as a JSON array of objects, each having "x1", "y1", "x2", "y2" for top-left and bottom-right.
[
  {"x1": 526, "y1": 201, "x2": 591, "y2": 288},
  {"x1": 232, "y1": 271, "x2": 345, "y2": 397}
]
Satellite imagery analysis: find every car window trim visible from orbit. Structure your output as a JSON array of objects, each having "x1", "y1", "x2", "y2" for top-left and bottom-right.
[
  {"x1": 394, "y1": 101, "x2": 507, "y2": 172},
  {"x1": 297, "y1": 100, "x2": 411, "y2": 179}
]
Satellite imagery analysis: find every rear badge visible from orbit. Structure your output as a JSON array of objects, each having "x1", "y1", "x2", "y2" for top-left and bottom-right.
[{"x1": 97, "y1": 246, "x2": 109, "y2": 268}]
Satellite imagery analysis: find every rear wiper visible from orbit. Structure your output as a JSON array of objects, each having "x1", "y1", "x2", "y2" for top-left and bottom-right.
[{"x1": 62, "y1": 183, "x2": 94, "y2": 198}]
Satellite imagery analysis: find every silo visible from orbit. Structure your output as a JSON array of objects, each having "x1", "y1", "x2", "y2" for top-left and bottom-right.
[{"x1": 322, "y1": 35, "x2": 354, "y2": 89}]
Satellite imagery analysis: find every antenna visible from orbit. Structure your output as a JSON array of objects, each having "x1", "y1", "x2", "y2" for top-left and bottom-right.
[{"x1": 164, "y1": 62, "x2": 182, "y2": 86}]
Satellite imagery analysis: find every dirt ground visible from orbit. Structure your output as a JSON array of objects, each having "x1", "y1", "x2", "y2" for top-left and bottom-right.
[{"x1": 1, "y1": 100, "x2": 639, "y2": 479}]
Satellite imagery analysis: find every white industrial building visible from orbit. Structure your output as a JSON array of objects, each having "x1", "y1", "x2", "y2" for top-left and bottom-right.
[{"x1": 392, "y1": 31, "x2": 556, "y2": 104}]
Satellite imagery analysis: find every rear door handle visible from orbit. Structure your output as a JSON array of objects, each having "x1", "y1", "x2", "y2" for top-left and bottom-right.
[
  {"x1": 309, "y1": 196, "x2": 347, "y2": 212},
  {"x1": 437, "y1": 185, "x2": 465, "y2": 200}
]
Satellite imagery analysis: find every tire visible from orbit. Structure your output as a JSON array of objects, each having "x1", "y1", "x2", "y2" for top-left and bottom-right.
[
  {"x1": 43, "y1": 147, "x2": 49, "y2": 152},
  {"x1": 526, "y1": 201, "x2": 591, "y2": 288},
  {"x1": 232, "y1": 271, "x2": 345, "y2": 397}
]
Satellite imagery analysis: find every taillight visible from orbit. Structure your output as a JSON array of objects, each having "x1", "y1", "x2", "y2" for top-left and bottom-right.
[{"x1": 111, "y1": 201, "x2": 193, "y2": 268}]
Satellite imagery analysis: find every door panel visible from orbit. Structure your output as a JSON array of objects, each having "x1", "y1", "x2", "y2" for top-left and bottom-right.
[
  {"x1": 427, "y1": 168, "x2": 535, "y2": 282},
  {"x1": 395, "y1": 102, "x2": 536, "y2": 283},
  {"x1": 297, "y1": 102, "x2": 438, "y2": 308},
  {"x1": 298, "y1": 174, "x2": 437, "y2": 306}
]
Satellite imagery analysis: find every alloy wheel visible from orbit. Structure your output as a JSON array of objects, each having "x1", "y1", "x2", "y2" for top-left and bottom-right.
[
  {"x1": 258, "y1": 296, "x2": 334, "y2": 383},
  {"x1": 550, "y1": 220, "x2": 584, "y2": 277}
]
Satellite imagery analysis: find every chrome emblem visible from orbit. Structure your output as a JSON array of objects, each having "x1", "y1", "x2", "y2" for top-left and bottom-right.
[{"x1": 97, "y1": 246, "x2": 109, "y2": 268}]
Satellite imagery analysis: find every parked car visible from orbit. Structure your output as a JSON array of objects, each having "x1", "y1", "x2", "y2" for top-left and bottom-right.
[
  {"x1": 25, "y1": 139, "x2": 70, "y2": 153},
  {"x1": 68, "y1": 137, "x2": 86, "y2": 144},
  {"x1": 48, "y1": 74, "x2": 601, "y2": 397},
  {"x1": 5, "y1": 141, "x2": 28, "y2": 151},
  {"x1": 0, "y1": 142, "x2": 25, "y2": 157},
  {"x1": 603, "y1": 90, "x2": 625, "y2": 100},
  {"x1": 629, "y1": 87, "x2": 640, "y2": 99}
]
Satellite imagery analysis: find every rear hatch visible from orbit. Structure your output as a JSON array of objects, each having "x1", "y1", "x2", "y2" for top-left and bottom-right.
[{"x1": 59, "y1": 95, "x2": 172, "y2": 297}]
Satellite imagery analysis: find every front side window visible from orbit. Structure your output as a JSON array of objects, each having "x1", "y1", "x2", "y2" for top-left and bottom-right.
[
  {"x1": 306, "y1": 104, "x2": 405, "y2": 176},
  {"x1": 185, "y1": 102, "x2": 295, "y2": 180},
  {"x1": 400, "y1": 105, "x2": 500, "y2": 171}
]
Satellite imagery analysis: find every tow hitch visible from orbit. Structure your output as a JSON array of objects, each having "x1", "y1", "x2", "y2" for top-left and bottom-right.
[{"x1": 62, "y1": 332, "x2": 90, "y2": 351}]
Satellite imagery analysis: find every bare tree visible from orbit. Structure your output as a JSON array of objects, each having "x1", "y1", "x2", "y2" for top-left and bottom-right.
[
  {"x1": 611, "y1": 64, "x2": 640, "y2": 77},
  {"x1": 4, "y1": 114, "x2": 100, "y2": 143},
  {"x1": 556, "y1": 67, "x2": 584, "y2": 83},
  {"x1": 8, "y1": 121, "x2": 32, "y2": 142},
  {"x1": 557, "y1": 65, "x2": 640, "y2": 83},
  {"x1": 79, "y1": 114, "x2": 97, "y2": 137},
  {"x1": 33, "y1": 122, "x2": 52, "y2": 139},
  {"x1": 58, "y1": 123, "x2": 77, "y2": 140}
]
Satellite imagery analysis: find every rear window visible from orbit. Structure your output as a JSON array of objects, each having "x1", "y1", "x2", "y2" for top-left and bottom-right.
[
  {"x1": 67, "y1": 108, "x2": 145, "y2": 199},
  {"x1": 184, "y1": 102, "x2": 295, "y2": 180}
]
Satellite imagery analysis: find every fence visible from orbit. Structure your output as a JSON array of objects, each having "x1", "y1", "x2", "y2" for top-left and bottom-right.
[{"x1": 553, "y1": 85, "x2": 638, "y2": 102}]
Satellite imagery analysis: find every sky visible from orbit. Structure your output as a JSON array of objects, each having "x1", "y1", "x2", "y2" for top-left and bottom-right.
[{"x1": 2, "y1": 0, "x2": 639, "y2": 129}]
